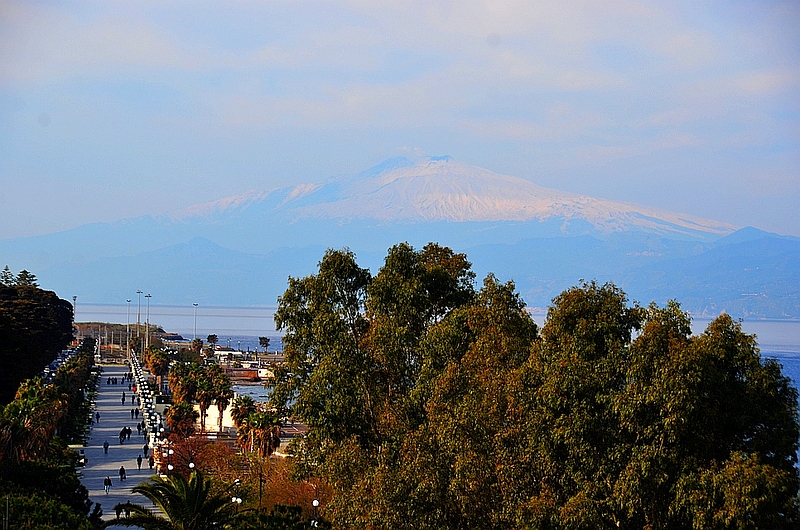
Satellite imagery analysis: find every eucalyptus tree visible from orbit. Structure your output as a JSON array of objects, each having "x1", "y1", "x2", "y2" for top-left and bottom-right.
[{"x1": 271, "y1": 245, "x2": 800, "y2": 529}]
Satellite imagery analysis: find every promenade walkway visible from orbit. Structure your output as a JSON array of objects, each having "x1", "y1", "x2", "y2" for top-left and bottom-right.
[{"x1": 79, "y1": 363, "x2": 158, "y2": 527}]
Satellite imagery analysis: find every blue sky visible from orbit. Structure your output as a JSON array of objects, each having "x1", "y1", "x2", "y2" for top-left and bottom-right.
[{"x1": 1, "y1": 0, "x2": 798, "y2": 239}]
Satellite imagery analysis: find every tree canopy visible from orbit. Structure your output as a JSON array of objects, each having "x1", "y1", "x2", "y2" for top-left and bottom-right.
[
  {"x1": 0, "y1": 279, "x2": 74, "y2": 404},
  {"x1": 270, "y1": 244, "x2": 800, "y2": 529}
]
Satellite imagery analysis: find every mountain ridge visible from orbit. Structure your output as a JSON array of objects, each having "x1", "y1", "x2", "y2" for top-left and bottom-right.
[
  {"x1": 2, "y1": 156, "x2": 796, "y2": 318},
  {"x1": 168, "y1": 157, "x2": 736, "y2": 240}
]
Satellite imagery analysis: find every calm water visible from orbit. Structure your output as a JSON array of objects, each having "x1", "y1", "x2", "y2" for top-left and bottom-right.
[{"x1": 79, "y1": 303, "x2": 800, "y2": 391}]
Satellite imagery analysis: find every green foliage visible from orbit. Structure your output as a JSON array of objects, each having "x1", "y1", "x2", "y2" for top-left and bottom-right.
[
  {"x1": 0, "y1": 337, "x2": 101, "y2": 528},
  {"x1": 107, "y1": 470, "x2": 239, "y2": 529},
  {"x1": 0, "y1": 281, "x2": 74, "y2": 404},
  {"x1": 1, "y1": 490, "x2": 94, "y2": 530},
  {"x1": 272, "y1": 247, "x2": 800, "y2": 529},
  {"x1": 237, "y1": 504, "x2": 314, "y2": 529},
  {"x1": 166, "y1": 401, "x2": 200, "y2": 439}
]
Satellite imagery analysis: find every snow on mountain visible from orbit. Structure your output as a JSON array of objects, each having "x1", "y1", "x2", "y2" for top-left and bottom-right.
[{"x1": 175, "y1": 157, "x2": 736, "y2": 239}]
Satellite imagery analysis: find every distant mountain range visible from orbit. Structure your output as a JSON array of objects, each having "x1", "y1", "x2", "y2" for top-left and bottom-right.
[{"x1": 3, "y1": 157, "x2": 798, "y2": 319}]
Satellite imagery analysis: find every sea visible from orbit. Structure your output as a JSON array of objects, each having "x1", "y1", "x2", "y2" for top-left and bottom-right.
[{"x1": 77, "y1": 304, "x2": 800, "y2": 401}]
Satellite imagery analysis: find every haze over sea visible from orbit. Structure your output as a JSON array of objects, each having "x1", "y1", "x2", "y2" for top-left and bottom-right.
[{"x1": 78, "y1": 303, "x2": 800, "y2": 391}]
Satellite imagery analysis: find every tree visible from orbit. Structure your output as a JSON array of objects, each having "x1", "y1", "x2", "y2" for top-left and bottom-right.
[
  {"x1": 15, "y1": 269, "x2": 38, "y2": 287},
  {"x1": 239, "y1": 412, "x2": 282, "y2": 458},
  {"x1": 507, "y1": 283, "x2": 800, "y2": 529},
  {"x1": 207, "y1": 334, "x2": 218, "y2": 352},
  {"x1": 259, "y1": 336, "x2": 270, "y2": 353},
  {"x1": 0, "y1": 283, "x2": 74, "y2": 404},
  {"x1": 0, "y1": 266, "x2": 14, "y2": 286},
  {"x1": 210, "y1": 364, "x2": 234, "y2": 432},
  {"x1": 169, "y1": 362, "x2": 200, "y2": 404},
  {"x1": 230, "y1": 395, "x2": 257, "y2": 428},
  {"x1": 195, "y1": 369, "x2": 215, "y2": 433},
  {"x1": 143, "y1": 347, "x2": 173, "y2": 393},
  {"x1": 272, "y1": 245, "x2": 800, "y2": 529},
  {"x1": 166, "y1": 401, "x2": 200, "y2": 439},
  {"x1": 107, "y1": 470, "x2": 240, "y2": 529}
]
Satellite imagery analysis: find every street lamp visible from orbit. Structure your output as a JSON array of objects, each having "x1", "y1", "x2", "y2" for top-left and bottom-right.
[
  {"x1": 193, "y1": 303, "x2": 198, "y2": 340},
  {"x1": 136, "y1": 290, "x2": 143, "y2": 340},
  {"x1": 145, "y1": 294, "x2": 152, "y2": 350},
  {"x1": 126, "y1": 299, "x2": 131, "y2": 357},
  {"x1": 72, "y1": 296, "x2": 78, "y2": 341},
  {"x1": 312, "y1": 499, "x2": 320, "y2": 527}
]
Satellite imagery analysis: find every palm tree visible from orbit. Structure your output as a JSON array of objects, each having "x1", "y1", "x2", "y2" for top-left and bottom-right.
[
  {"x1": 230, "y1": 396, "x2": 257, "y2": 429},
  {"x1": 0, "y1": 378, "x2": 66, "y2": 467},
  {"x1": 168, "y1": 362, "x2": 199, "y2": 403},
  {"x1": 106, "y1": 470, "x2": 239, "y2": 529},
  {"x1": 239, "y1": 412, "x2": 282, "y2": 458},
  {"x1": 165, "y1": 401, "x2": 200, "y2": 439},
  {"x1": 209, "y1": 365, "x2": 233, "y2": 432},
  {"x1": 195, "y1": 373, "x2": 215, "y2": 433}
]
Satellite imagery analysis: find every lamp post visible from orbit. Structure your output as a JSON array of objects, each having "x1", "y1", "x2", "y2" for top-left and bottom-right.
[
  {"x1": 312, "y1": 499, "x2": 320, "y2": 527},
  {"x1": 145, "y1": 294, "x2": 152, "y2": 351},
  {"x1": 136, "y1": 290, "x2": 143, "y2": 340},
  {"x1": 231, "y1": 479, "x2": 242, "y2": 513},
  {"x1": 72, "y1": 296, "x2": 78, "y2": 342},
  {"x1": 126, "y1": 299, "x2": 131, "y2": 357},
  {"x1": 193, "y1": 303, "x2": 198, "y2": 340}
]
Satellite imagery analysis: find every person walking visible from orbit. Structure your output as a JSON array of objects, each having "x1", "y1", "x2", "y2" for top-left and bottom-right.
[
  {"x1": 103, "y1": 440, "x2": 109, "y2": 454},
  {"x1": 115, "y1": 505, "x2": 122, "y2": 519},
  {"x1": 142, "y1": 442, "x2": 149, "y2": 457},
  {"x1": 121, "y1": 391, "x2": 126, "y2": 405},
  {"x1": 148, "y1": 455, "x2": 154, "y2": 470},
  {"x1": 137, "y1": 454, "x2": 143, "y2": 470},
  {"x1": 119, "y1": 465, "x2": 127, "y2": 481},
  {"x1": 95, "y1": 411, "x2": 100, "y2": 423},
  {"x1": 103, "y1": 476, "x2": 112, "y2": 494}
]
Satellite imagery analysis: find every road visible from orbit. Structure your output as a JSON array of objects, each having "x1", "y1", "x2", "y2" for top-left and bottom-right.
[{"x1": 79, "y1": 363, "x2": 157, "y2": 527}]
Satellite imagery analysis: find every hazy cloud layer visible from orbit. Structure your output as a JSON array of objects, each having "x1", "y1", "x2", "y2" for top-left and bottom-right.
[{"x1": 1, "y1": 0, "x2": 798, "y2": 238}]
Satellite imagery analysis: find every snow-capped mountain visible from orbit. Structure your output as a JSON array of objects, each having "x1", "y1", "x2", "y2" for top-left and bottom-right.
[
  {"x1": 174, "y1": 156, "x2": 736, "y2": 240},
  {"x1": 4, "y1": 156, "x2": 797, "y2": 318}
]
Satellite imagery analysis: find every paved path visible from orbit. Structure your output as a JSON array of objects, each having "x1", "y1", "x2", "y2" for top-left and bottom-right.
[{"x1": 80, "y1": 363, "x2": 157, "y2": 526}]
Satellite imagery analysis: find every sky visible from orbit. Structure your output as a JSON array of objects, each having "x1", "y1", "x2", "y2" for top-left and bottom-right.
[{"x1": 1, "y1": 0, "x2": 798, "y2": 240}]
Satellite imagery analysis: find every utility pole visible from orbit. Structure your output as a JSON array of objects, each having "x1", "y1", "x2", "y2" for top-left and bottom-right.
[{"x1": 193, "y1": 302, "x2": 198, "y2": 341}]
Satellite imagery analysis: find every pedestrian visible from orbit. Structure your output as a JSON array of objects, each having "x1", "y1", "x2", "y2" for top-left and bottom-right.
[
  {"x1": 142, "y1": 443, "x2": 149, "y2": 457},
  {"x1": 125, "y1": 503, "x2": 131, "y2": 518},
  {"x1": 137, "y1": 423, "x2": 142, "y2": 436},
  {"x1": 128, "y1": 383, "x2": 132, "y2": 391},
  {"x1": 126, "y1": 426, "x2": 132, "y2": 440},
  {"x1": 104, "y1": 476, "x2": 112, "y2": 494},
  {"x1": 121, "y1": 392, "x2": 126, "y2": 405},
  {"x1": 95, "y1": 411, "x2": 100, "y2": 423},
  {"x1": 137, "y1": 454, "x2": 143, "y2": 470},
  {"x1": 119, "y1": 465, "x2": 126, "y2": 481},
  {"x1": 103, "y1": 440, "x2": 109, "y2": 454},
  {"x1": 148, "y1": 455, "x2": 154, "y2": 470},
  {"x1": 115, "y1": 505, "x2": 122, "y2": 519},
  {"x1": 134, "y1": 407, "x2": 139, "y2": 419},
  {"x1": 131, "y1": 408, "x2": 135, "y2": 419},
  {"x1": 107, "y1": 377, "x2": 111, "y2": 385}
]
